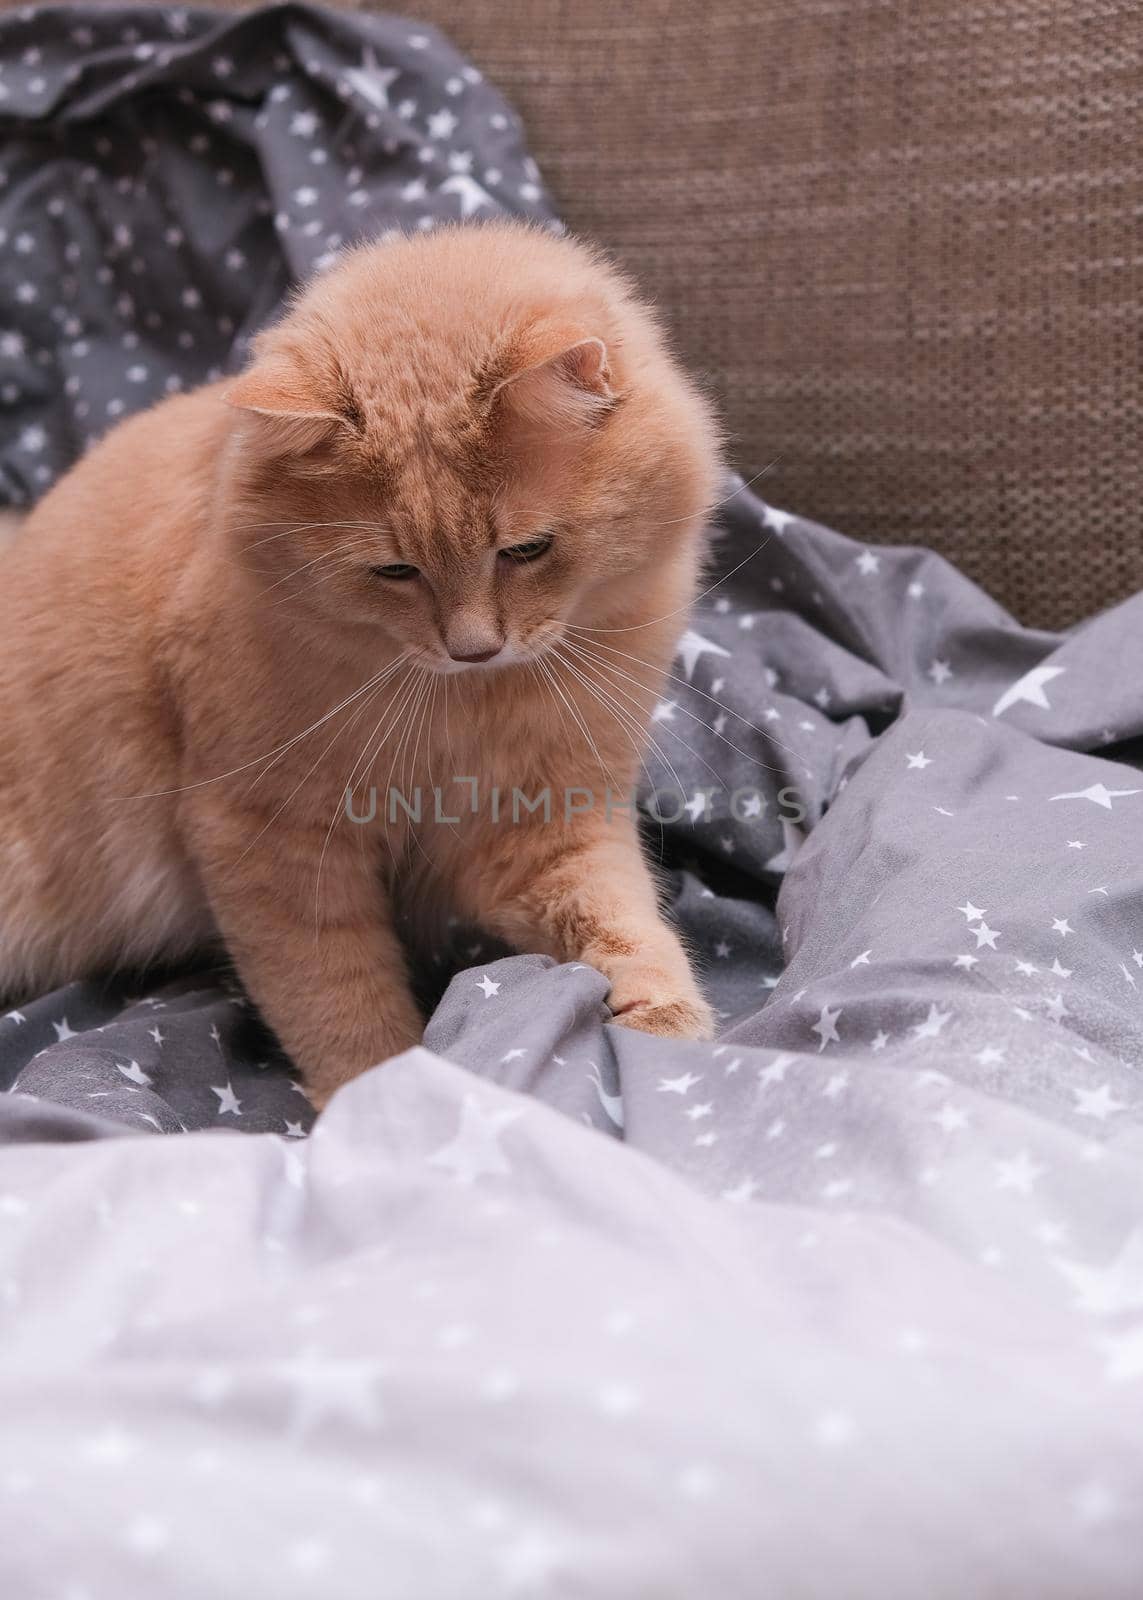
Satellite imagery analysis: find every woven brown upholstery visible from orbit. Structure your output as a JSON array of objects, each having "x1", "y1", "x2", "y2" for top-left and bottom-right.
[{"x1": 137, "y1": 2, "x2": 1143, "y2": 623}]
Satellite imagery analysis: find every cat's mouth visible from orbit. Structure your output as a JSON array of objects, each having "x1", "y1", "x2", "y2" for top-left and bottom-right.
[
  {"x1": 412, "y1": 647, "x2": 521, "y2": 676},
  {"x1": 412, "y1": 626, "x2": 566, "y2": 675}
]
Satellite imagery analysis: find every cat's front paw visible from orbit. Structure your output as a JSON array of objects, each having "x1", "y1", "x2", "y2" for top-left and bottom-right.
[{"x1": 605, "y1": 961, "x2": 714, "y2": 1041}]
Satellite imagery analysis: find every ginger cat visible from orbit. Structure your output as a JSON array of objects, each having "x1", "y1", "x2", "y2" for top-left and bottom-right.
[{"x1": 0, "y1": 222, "x2": 721, "y2": 1107}]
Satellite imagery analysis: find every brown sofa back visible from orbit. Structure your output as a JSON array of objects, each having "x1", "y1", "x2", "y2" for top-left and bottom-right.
[{"x1": 227, "y1": 0, "x2": 1143, "y2": 627}]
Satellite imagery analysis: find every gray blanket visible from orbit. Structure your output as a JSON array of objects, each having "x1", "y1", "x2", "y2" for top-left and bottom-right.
[
  {"x1": 3, "y1": 5, "x2": 1143, "y2": 1597},
  {"x1": 3, "y1": 482, "x2": 1143, "y2": 1596}
]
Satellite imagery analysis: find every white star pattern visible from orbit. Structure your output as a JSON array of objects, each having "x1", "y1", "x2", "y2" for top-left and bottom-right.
[
  {"x1": 811, "y1": 1005, "x2": 841, "y2": 1052},
  {"x1": 911, "y1": 1005, "x2": 952, "y2": 1040},
  {"x1": 1049, "y1": 784, "x2": 1141, "y2": 810},
  {"x1": 676, "y1": 629, "x2": 732, "y2": 682},
  {"x1": 658, "y1": 1071, "x2": 702, "y2": 1095},
  {"x1": 428, "y1": 1095, "x2": 522, "y2": 1184},
  {"x1": 993, "y1": 1151, "x2": 1045, "y2": 1194},
  {"x1": 1042, "y1": 993, "x2": 1070, "y2": 1023},
  {"x1": 276, "y1": 1349, "x2": 385, "y2": 1436},
  {"x1": 1072, "y1": 1084, "x2": 1126, "y2": 1120},
  {"x1": 759, "y1": 1053, "x2": 796, "y2": 1085},
  {"x1": 992, "y1": 665, "x2": 1066, "y2": 718},
  {"x1": 344, "y1": 46, "x2": 400, "y2": 111},
  {"x1": 439, "y1": 174, "x2": 497, "y2": 218}
]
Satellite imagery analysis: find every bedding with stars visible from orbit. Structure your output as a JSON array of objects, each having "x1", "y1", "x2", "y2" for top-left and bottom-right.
[{"x1": 2, "y1": 6, "x2": 1143, "y2": 1598}]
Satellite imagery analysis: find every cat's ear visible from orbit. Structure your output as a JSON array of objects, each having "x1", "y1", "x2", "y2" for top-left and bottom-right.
[
  {"x1": 492, "y1": 323, "x2": 616, "y2": 432},
  {"x1": 224, "y1": 353, "x2": 352, "y2": 454}
]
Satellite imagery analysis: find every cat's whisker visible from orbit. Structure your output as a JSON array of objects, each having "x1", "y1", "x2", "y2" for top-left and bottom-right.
[
  {"x1": 553, "y1": 645, "x2": 690, "y2": 807},
  {"x1": 530, "y1": 657, "x2": 575, "y2": 764},
  {"x1": 534, "y1": 650, "x2": 622, "y2": 799},
  {"x1": 557, "y1": 636, "x2": 726, "y2": 800},
  {"x1": 234, "y1": 519, "x2": 389, "y2": 555},
  {"x1": 526, "y1": 656, "x2": 560, "y2": 740},
  {"x1": 564, "y1": 629, "x2": 805, "y2": 772},
  {"x1": 240, "y1": 532, "x2": 381, "y2": 572},
  {"x1": 124, "y1": 657, "x2": 407, "y2": 801},
  {"x1": 257, "y1": 548, "x2": 380, "y2": 613},
  {"x1": 548, "y1": 665, "x2": 673, "y2": 866},
  {"x1": 535, "y1": 651, "x2": 645, "y2": 844},
  {"x1": 640, "y1": 456, "x2": 781, "y2": 533},
  {"x1": 316, "y1": 662, "x2": 425, "y2": 914},
  {"x1": 233, "y1": 670, "x2": 404, "y2": 872},
  {"x1": 411, "y1": 668, "x2": 436, "y2": 792},
  {"x1": 251, "y1": 531, "x2": 381, "y2": 566},
  {"x1": 532, "y1": 462, "x2": 782, "y2": 640},
  {"x1": 346, "y1": 663, "x2": 422, "y2": 806},
  {"x1": 351, "y1": 665, "x2": 420, "y2": 808},
  {"x1": 313, "y1": 665, "x2": 413, "y2": 939},
  {"x1": 546, "y1": 650, "x2": 668, "y2": 860},
  {"x1": 238, "y1": 528, "x2": 376, "y2": 560},
  {"x1": 387, "y1": 669, "x2": 425, "y2": 798},
  {"x1": 554, "y1": 643, "x2": 680, "y2": 781},
  {"x1": 401, "y1": 668, "x2": 440, "y2": 867},
  {"x1": 569, "y1": 545, "x2": 772, "y2": 633},
  {"x1": 549, "y1": 647, "x2": 654, "y2": 779},
  {"x1": 531, "y1": 653, "x2": 631, "y2": 837},
  {"x1": 532, "y1": 654, "x2": 597, "y2": 791},
  {"x1": 381, "y1": 667, "x2": 433, "y2": 874},
  {"x1": 330, "y1": 668, "x2": 415, "y2": 830},
  {"x1": 253, "y1": 545, "x2": 355, "y2": 600},
  {"x1": 230, "y1": 516, "x2": 384, "y2": 534},
  {"x1": 441, "y1": 671, "x2": 457, "y2": 788},
  {"x1": 246, "y1": 651, "x2": 411, "y2": 801},
  {"x1": 560, "y1": 643, "x2": 762, "y2": 780},
  {"x1": 568, "y1": 520, "x2": 780, "y2": 636},
  {"x1": 420, "y1": 671, "x2": 458, "y2": 837}
]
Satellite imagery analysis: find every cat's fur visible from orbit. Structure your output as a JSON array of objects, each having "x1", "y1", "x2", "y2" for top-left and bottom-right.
[{"x1": 0, "y1": 221, "x2": 721, "y2": 1105}]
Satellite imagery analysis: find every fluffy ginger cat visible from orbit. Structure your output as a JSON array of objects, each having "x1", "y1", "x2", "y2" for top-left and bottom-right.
[{"x1": 0, "y1": 221, "x2": 722, "y2": 1107}]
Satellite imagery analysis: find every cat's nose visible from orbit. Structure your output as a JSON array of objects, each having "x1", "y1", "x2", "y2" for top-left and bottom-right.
[
  {"x1": 449, "y1": 647, "x2": 501, "y2": 664},
  {"x1": 444, "y1": 610, "x2": 504, "y2": 663}
]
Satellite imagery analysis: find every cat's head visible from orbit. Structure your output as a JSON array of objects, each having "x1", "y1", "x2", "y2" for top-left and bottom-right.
[{"x1": 222, "y1": 222, "x2": 721, "y2": 672}]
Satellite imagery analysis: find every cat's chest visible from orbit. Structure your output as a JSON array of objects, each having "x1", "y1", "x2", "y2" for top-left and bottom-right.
[
  {"x1": 405, "y1": 673, "x2": 629, "y2": 791},
  {"x1": 378, "y1": 712, "x2": 569, "y2": 841},
  {"x1": 360, "y1": 672, "x2": 637, "y2": 864}
]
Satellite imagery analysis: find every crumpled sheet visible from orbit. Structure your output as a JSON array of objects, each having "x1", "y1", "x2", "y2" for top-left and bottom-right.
[
  {"x1": 0, "y1": 0, "x2": 552, "y2": 504},
  {"x1": 3, "y1": 479, "x2": 1143, "y2": 1596}
]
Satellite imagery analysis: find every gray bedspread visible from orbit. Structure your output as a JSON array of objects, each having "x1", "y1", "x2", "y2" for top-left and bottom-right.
[{"x1": 2, "y1": 482, "x2": 1143, "y2": 1597}]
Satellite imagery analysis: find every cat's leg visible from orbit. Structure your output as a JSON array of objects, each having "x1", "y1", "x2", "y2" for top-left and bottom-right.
[
  {"x1": 182, "y1": 794, "x2": 423, "y2": 1107},
  {"x1": 468, "y1": 822, "x2": 713, "y2": 1039}
]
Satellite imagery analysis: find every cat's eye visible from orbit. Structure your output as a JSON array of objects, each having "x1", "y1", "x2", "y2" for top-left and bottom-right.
[
  {"x1": 371, "y1": 562, "x2": 419, "y2": 581},
  {"x1": 500, "y1": 534, "x2": 554, "y2": 565}
]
